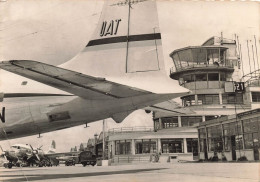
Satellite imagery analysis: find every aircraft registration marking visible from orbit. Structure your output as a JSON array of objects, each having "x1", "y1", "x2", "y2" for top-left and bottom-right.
[{"x1": 100, "y1": 19, "x2": 121, "y2": 37}]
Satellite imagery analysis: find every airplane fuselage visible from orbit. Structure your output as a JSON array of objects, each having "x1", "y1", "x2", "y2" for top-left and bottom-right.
[{"x1": 0, "y1": 87, "x2": 176, "y2": 140}]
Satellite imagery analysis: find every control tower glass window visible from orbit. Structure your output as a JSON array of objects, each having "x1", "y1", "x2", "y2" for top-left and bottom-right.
[
  {"x1": 171, "y1": 47, "x2": 228, "y2": 71},
  {"x1": 252, "y1": 92, "x2": 260, "y2": 102},
  {"x1": 198, "y1": 94, "x2": 220, "y2": 105},
  {"x1": 195, "y1": 74, "x2": 207, "y2": 81},
  {"x1": 182, "y1": 95, "x2": 195, "y2": 106},
  {"x1": 208, "y1": 73, "x2": 219, "y2": 81},
  {"x1": 222, "y1": 93, "x2": 243, "y2": 104}
]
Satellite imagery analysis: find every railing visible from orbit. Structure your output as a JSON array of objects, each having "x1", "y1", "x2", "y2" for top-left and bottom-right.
[
  {"x1": 242, "y1": 69, "x2": 260, "y2": 87},
  {"x1": 111, "y1": 155, "x2": 151, "y2": 164},
  {"x1": 108, "y1": 126, "x2": 154, "y2": 134},
  {"x1": 170, "y1": 63, "x2": 234, "y2": 74}
]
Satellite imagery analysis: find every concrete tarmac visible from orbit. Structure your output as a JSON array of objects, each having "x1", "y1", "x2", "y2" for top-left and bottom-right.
[{"x1": 0, "y1": 162, "x2": 259, "y2": 182}]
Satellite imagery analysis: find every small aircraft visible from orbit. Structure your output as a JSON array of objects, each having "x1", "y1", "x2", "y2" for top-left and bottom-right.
[
  {"x1": 0, "y1": 140, "x2": 57, "y2": 168},
  {"x1": 0, "y1": 0, "x2": 190, "y2": 140}
]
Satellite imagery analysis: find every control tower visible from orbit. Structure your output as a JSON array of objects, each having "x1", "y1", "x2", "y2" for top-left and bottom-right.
[
  {"x1": 153, "y1": 36, "x2": 253, "y2": 160},
  {"x1": 155, "y1": 36, "x2": 251, "y2": 121}
]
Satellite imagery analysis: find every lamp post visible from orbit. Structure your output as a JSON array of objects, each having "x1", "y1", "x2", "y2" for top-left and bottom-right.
[{"x1": 102, "y1": 119, "x2": 105, "y2": 160}]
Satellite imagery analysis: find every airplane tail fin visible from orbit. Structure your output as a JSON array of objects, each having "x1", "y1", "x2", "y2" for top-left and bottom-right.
[
  {"x1": 48, "y1": 140, "x2": 56, "y2": 153},
  {"x1": 62, "y1": 0, "x2": 165, "y2": 77}
]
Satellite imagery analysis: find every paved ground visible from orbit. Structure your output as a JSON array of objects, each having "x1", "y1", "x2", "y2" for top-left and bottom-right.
[{"x1": 0, "y1": 162, "x2": 259, "y2": 182}]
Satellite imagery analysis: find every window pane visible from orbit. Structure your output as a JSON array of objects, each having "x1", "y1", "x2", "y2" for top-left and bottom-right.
[
  {"x1": 135, "y1": 140, "x2": 143, "y2": 154},
  {"x1": 161, "y1": 139, "x2": 183, "y2": 153},
  {"x1": 252, "y1": 92, "x2": 260, "y2": 102},
  {"x1": 244, "y1": 134, "x2": 253, "y2": 149},
  {"x1": 208, "y1": 73, "x2": 219, "y2": 81},
  {"x1": 196, "y1": 74, "x2": 207, "y2": 81},
  {"x1": 183, "y1": 75, "x2": 192, "y2": 83},
  {"x1": 181, "y1": 116, "x2": 202, "y2": 126},
  {"x1": 220, "y1": 73, "x2": 226, "y2": 81},
  {"x1": 182, "y1": 95, "x2": 195, "y2": 106},
  {"x1": 222, "y1": 93, "x2": 243, "y2": 104},
  {"x1": 205, "y1": 116, "x2": 217, "y2": 121},
  {"x1": 198, "y1": 94, "x2": 219, "y2": 105},
  {"x1": 161, "y1": 117, "x2": 179, "y2": 128}
]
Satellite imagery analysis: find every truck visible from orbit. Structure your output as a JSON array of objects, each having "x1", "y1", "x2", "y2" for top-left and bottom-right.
[{"x1": 78, "y1": 151, "x2": 96, "y2": 167}]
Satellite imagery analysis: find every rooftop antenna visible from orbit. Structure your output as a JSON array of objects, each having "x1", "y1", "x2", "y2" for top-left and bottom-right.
[
  {"x1": 220, "y1": 32, "x2": 223, "y2": 44},
  {"x1": 236, "y1": 35, "x2": 240, "y2": 58},
  {"x1": 247, "y1": 40, "x2": 252, "y2": 73},
  {"x1": 240, "y1": 44, "x2": 245, "y2": 78},
  {"x1": 254, "y1": 35, "x2": 259, "y2": 70},
  {"x1": 251, "y1": 41, "x2": 257, "y2": 77}
]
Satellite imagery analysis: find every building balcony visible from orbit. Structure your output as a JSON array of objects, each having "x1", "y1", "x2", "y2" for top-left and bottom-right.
[
  {"x1": 169, "y1": 46, "x2": 236, "y2": 79},
  {"x1": 108, "y1": 126, "x2": 154, "y2": 135},
  {"x1": 170, "y1": 64, "x2": 235, "y2": 79}
]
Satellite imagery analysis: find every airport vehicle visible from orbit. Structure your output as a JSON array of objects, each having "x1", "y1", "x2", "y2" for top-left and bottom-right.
[
  {"x1": 0, "y1": 0, "x2": 190, "y2": 141},
  {"x1": 79, "y1": 151, "x2": 97, "y2": 167},
  {"x1": 65, "y1": 159, "x2": 76, "y2": 166}
]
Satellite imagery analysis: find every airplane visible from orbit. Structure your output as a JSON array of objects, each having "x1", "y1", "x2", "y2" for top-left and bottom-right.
[
  {"x1": 0, "y1": 140, "x2": 57, "y2": 168},
  {"x1": 0, "y1": 0, "x2": 191, "y2": 141},
  {"x1": 0, "y1": 140, "x2": 80, "y2": 168}
]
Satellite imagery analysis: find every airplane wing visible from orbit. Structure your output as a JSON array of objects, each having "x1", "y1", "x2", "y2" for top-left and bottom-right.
[
  {"x1": 0, "y1": 60, "x2": 151, "y2": 100},
  {"x1": 144, "y1": 100, "x2": 194, "y2": 114},
  {"x1": 44, "y1": 151, "x2": 79, "y2": 158}
]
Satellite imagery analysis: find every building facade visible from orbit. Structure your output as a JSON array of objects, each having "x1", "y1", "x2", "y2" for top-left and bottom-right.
[
  {"x1": 106, "y1": 126, "x2": 197, "y2": 164},
  {"x1": 197, "y1": 109, "x2": 260, "y2": 161},
  {"x1": 91, "y1": 36, "x2": 260, "y2": 164},
  {"x1": 153, "y1": 36, "x2": 260, "y2": 161}
]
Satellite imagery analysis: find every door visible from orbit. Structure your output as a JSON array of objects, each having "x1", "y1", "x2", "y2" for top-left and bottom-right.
[
  {"x1": 203, "y1": 139, "x2": 208, "y2": 160},
  {"x1": 231, "y1": 135, "x2": 236, "y2": 161},
  {"x1": 192, "y1": 140, "x2": 198, "y2": 156},
  {"x1": 253, "y1": 133, "x2": 259, "y2": 160}
]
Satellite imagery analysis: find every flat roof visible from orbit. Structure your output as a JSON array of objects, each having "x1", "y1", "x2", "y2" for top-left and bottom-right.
[
  {"x1": 202, "y1": 36, "x2": 236, "y2": 46},
  {"x1": 198, "y1": 108, "x2": 260, "y2": 128},
  {"x1": 169, "y1": 46, "x2": 228, "y2": 57}
]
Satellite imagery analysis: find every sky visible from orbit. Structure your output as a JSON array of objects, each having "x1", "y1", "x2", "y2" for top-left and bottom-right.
[{"x1": 0, "y1": 0, "x2": 259, "y2": 152}]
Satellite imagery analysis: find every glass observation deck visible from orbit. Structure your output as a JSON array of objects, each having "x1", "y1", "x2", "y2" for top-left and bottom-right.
[{"x1": 170, "y1": 46, "x2": 235, "y2": 76}]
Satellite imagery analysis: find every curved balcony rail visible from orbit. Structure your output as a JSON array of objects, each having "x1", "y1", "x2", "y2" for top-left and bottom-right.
[
  {"x1": 170, "y1": 62, "x2": 234, "y2": 75},
  {"x1": 242, "y1": 69, "x2": 260, "y2": 87}
]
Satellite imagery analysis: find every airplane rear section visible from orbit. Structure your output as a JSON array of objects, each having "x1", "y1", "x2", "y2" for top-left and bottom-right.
[
  {"x1": 0, "y1": 0, "x2": 190, "y2": 140},
  {"x1": 62, "y1": 0, "x2": 166, "y2": 77}
]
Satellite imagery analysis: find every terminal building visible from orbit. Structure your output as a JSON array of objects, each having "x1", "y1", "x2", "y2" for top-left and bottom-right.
[{"x1": 88, "y1": 36, "x2": 260, "y2": 164}]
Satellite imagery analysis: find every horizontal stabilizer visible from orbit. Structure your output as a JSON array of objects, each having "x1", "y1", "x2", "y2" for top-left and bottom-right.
[{"x1": 145, "y1": 100, "x2": 194, "y2": 115}]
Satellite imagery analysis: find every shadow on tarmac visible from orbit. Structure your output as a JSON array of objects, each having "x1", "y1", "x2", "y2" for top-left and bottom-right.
[{"x1": 1, "y1": 168, "x2": 166, "y2": 182}]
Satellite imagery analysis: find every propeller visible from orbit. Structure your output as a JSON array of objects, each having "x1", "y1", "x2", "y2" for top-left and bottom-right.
[
  {"x1": 29, "y1": 144, "x2": 40, "y2": 161},
  {"x1": 0, "y1": 145, "x2": 7, "y2": 161}
]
